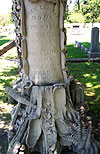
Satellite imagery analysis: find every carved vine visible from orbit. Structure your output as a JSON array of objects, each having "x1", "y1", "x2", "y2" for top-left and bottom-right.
[{"x1": 12, "y1": 0, "x2": 29, "y2": 76}]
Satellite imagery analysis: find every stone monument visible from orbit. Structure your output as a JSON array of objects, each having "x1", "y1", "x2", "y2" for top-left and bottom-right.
[
  {"x1": 6, "y1": 0, "x2": 98, "y2": 154},
  {"x1": 89, "y1": 27, "x2": 100, "y2": 58}
]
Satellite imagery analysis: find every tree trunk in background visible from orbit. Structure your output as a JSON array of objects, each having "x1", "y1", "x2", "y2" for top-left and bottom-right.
[{"x1": 6, "y1": 0, "x2": 98, "y2": 154}]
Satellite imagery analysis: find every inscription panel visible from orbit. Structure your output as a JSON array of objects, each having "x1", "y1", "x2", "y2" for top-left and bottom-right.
[{"x1": 25, "y1": 0, "x2": 63, "y2": 85}]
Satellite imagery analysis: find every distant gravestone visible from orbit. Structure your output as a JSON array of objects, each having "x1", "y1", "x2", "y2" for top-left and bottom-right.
[
  {"x1": 72, "y1": 25, "x2": 80, "y2": 35},
  {"x1": 85, "y1": 48, "x2": 88, "y2": 53},
  {"x1": 75, "y1": 40, "x2": 77, "y2": 46},
  {"x1": 81, "y1": 45, "x2": 85, "y2": 51},
  {"x1": 77, "y1": 42, "x2": 81, "y2": 48},
  {"x1": 89, "y1": 27, "x2": 100, "y2": 58}
]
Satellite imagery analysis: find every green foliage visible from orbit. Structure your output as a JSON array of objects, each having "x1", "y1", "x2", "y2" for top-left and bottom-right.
[
  {"x1": 82, "y1": 0, "x2": 100, "y2": 23},
  {"x1": 73, "y1": 0, "x2": 83, "y2": 12},
  {"x1": 67, "y1": 43, "x2": 100, "y2": 120},
  {"x1": 66, "y1": 0, "x2": 100, "y2": 23},
  {"x1": 7, "y1": 11, "x2": 13, "y2": 25},
  {"x1": 0, "y1": 11, "x2": 13, "y2": 26},
  {"x1": 69, "y1": 12, "x2": 85, "y2": 23},
  {"x1": 96, "y1": 14, "x2": 100, "y2": 23},
  {"x1": 65, "y1": 5, "x2": 71, "y2": 23},
  {"x1": 67, "y1": 44, "x2": 87, "y2": 58}
]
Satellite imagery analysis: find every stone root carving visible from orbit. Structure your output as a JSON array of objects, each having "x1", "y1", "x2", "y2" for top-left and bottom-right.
[
  {"x1": 6, "y1": 0, "x2": 98, "y2": 153},
  {"x1": 6, "y1": 85, "x2": 98, "y2": 154}
]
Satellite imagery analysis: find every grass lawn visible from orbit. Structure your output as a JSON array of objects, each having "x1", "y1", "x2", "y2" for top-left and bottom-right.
[
  {"x1": 81, "y1": 42, "x2": 100, "y2": 50},
  {"x1": 0, "y1": 48, "x2": 18, "y2": 122},
  {"x1": 0, "y1": 47, "x2": 18, "y2": 154},
  {"x1": 67, "y1": 44, "x2": 100, "y2": 120},
  {"x1": 67, "y1": 43, "x2": 88, "y2": 58},
  {"x1": 0, "y1": 36, "x2": 11, "y2": 46}
]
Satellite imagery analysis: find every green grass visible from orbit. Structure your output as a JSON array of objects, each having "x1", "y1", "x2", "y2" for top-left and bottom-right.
[
  {"x1": 67, "y1": 43, "x2": 100, "y2": 120},
  {"x1": 0, "y1": 48, "x2": 18, "y2": 154},
  {"x1": 0, "y1": 62, "x2": 18, "y2": 105},
  {"x1": 67, "y1": 44, "x2": 88, "y2": 58},
  {"x1": 0, "y1": 35, "x2": 11, "y2": 46},
  {"x1": 0, "y1": 48, "x2": 18, "y2": 121},
  {"x1": 0, "y1": 36, "x2": 17, "y2": 59},
  {"x1": 81, "y1": 42, "x2": 100, "y2": 50}
]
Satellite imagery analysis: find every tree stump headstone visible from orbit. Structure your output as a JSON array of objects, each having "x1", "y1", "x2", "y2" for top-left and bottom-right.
[{"x1": 6, "y1": 0, "x2": 98, "y2": 154}]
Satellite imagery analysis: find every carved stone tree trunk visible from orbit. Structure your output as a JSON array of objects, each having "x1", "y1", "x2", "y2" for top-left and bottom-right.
[{"x1": 6, "y1": 0, "x2": 98, "y2": 154}]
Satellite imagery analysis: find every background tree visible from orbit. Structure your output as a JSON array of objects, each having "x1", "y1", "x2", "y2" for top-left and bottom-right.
[
  {"x1": 74, "y1": 0, "x2": 83, "y2": 12},
  {"x1": 82, "y1": 0, "x2": 100, "y2": 23},
  {"x1": 66, "y1": 0, "x2": 100, "y2": 23}
]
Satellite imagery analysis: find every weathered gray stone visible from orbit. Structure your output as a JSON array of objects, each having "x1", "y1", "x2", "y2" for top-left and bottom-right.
[
  {"x1": 70, "y1": 80, "x2": 85, "y2": 105},
  {"x1": 85, "y1": 48, "x2": 88, "y2": 53},
  {"x1": 89, "y1": 27, "x2": 100, "y2": 58},
  {"x1": 88, "y1": 52, "x2": 100, "y2": 58},
  {"x1": 90, "y1": 27, "x2": 99, "y2": 52}
]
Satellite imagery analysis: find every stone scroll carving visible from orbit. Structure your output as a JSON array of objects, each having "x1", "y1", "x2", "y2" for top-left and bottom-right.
[{"x1": 6, "y1": 0, "x2": 98, "y2": 154}]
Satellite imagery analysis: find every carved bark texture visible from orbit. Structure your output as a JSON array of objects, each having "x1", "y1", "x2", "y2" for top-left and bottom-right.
[{"x1": 6, "y1": 0, "x2": 98, "y2": 154}]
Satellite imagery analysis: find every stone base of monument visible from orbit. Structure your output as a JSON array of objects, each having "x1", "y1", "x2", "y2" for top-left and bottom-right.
[
  {"x1": 6, "y1": 78, "x2": 98, "y2": 154},
  {"x1": 88, "y1": 52, "x2": 100, "y2": 58}
]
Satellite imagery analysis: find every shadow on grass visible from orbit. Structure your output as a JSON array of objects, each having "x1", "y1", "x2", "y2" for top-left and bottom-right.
[
  {"x1": 0, "y1": 112, "x2": 11, "y2": 122},
  {"x1": 0, "y1": 128, "x2": 8, "y2": 154},
  {"x1": 68, "y1": 62, "x2": 100, "y2": 120},
  {"x1": 67, "y1": 43, "x2": 100, "y2": 120},
  {"x1": 0, "y1": 66, "x2": 18, "y2": 104},
  {"x1": 0, "y1": 67, "x2": 18, "y2": 87},
  {"x1": 2, "y1": 67, "x2": 19, "y2": 77}
]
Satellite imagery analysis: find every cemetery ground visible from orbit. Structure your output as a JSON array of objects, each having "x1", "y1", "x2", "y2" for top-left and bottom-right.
[
  {"x1": 0, "y1": 36, "x2": 11, "y2": 46},
  {"x1": 67, "y1": 44, "x2": 100, "y2": 120},
  {"x1": 0, "y1": 44, "x2": 100, "y2": 153},
  {"x1": 0, "y1": 47, "x2": 18, "y2": 154}
]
